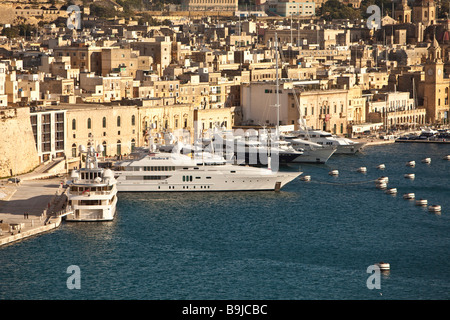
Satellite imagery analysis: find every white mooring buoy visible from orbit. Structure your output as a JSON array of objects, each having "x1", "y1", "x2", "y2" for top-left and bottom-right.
[
  {"x1": 329, "y1": 170, "x2": 339, "y2": 176},
  {"x1": 403, "y1": 193, "x2": 415, "y2": 200},
  {"x1": 377, "y1": 176, "x2": 389, "y2": 183},
  {"x1": 428, "y1": 205, "x2": 442, "y2": 213},
  {"x1": 375, "y1": 262, "x2": 390, "y2": 272},
  {"x1": 415, "y1": 199, "x2": 428, "y2": 206},
  {"x1": 385, "y1": 188, "x2": 397, "y2": 195},
  {"x1": 375, "y1": 181, "x2": 387, "y2": 189},
  {"x1": 406, "y1": 161, "x2": 416, "y2": 167}
]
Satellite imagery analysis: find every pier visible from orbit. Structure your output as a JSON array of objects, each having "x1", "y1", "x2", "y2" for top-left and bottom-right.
[
  {"x1": 395, "y1": 139, "x2": 450, "y2": 144},
  {"x1": 0, "y1": 176, "x2": 69, "y2": 247}
]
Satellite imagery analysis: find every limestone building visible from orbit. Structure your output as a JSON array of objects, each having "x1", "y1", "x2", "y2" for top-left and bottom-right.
[
  {"x1": 394, "y1": 0, "x2": 412, "y2": 24},
  {"x1": 240, "y1": 80, "x2": 351, "y2": 135},
  {"x1": 30, "y1": 108, "x2": 67, "y2": 163},
  {"x1": 181, "y1": 0, "x2": 238, "y2": 11},
  {"x1": 412, "y1": 0, "x2": 436, "y2": 27}
]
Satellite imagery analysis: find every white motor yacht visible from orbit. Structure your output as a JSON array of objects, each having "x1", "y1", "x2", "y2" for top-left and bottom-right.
[
  {"x1": 66, "y1": 145, "x2": 118, "y2": 221},
  {"x1": 281, "y1": 135, "x2": 337, "y2": 163},
  {"x1": 285, "y1": 129, "x2": 366, "y2": 154}
]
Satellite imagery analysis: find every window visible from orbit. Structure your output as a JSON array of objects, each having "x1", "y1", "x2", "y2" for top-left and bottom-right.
[
  {"x1": 117, "y1": 116, "x2": 121, "y2": 127},
  {"x1": 117, "y1": 140, "x2": 121, "y2": 155},
  {"x1": 102, "y1": 141, "x2": 107, "y2": 157},
  {"x1": 72, "y1": 119, "x2": 76, "y2": 130},
  {"x1": 102, "y1": 117, "x2": 107, "y2": 128},
  {"x1": 87, "y1": 118, "x2": 91, "y2": 129},
  {"x1": 71, "y1": 144, "x2": 77, "y2": 157},
  {"x1": 131, "y1": 115, "x2": 135, "y2": 126}
]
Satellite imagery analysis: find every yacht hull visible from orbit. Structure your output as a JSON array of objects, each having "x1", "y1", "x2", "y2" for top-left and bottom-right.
[
  {"x1": 291, "y1": 147, "x2": 336, "y2": 163},
  {"x1": 65, "y1": 197, "x2": 117, "y2": 222},
  {"x1": 335, "y1": 142, "x2": 366, "y2": 154},
  {"x1": 115, "y1": 171, "x2": 301, "y2": 192}
]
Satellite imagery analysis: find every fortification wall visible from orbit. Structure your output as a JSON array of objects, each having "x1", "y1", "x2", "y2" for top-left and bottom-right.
[
  {"x1": 0, "y1": 108, "x2": 39, "y2": 178},
  {"x1": 0, "y1": 4, "x2": 15, "y2": 25}
]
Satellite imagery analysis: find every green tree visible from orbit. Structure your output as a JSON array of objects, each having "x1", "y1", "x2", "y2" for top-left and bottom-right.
[{"x1": 317, "y1": 0, "x2": 361, "y2": 20}]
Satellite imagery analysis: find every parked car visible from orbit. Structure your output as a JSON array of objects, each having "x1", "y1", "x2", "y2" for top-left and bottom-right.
[{"x1": 8, "y1": 178, "x2": 21, "y2": 183}]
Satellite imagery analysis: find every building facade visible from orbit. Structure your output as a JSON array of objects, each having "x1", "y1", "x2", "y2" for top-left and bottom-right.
[
  {"x1": 181, "y1": 0, "x2": 238, "y2": 11},
  {"x1": 240, "y1": 80, "x2": 351, "y2": 135}
]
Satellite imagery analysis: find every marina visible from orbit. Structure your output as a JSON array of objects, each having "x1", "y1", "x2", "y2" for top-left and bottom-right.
[
  {"x1": 1, "y1": 142, "x2": 449, "y2": 299},
  {"x1": 2, "y1": 0, "x2": 450, "y2": 304}
]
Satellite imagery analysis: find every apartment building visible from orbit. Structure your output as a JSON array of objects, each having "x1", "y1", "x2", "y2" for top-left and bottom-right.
[
  {"x1": 30, "y1": 108, "x2": 66, "y2": 162},
  {"x1": 241, "y1": 80, "x2": 351, "y2": 134}
]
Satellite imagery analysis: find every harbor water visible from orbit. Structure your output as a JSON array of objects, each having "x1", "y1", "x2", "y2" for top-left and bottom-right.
[{"x1": 1, "y1": 143, "x2": 450, "y2": 300}]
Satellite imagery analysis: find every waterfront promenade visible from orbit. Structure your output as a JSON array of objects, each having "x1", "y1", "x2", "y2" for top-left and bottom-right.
[{"x1": 0, "y1": 176, "x2": 67, "y2": 247}]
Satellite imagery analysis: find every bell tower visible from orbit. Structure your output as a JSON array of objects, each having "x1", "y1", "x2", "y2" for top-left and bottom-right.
[
  {"x1": 395, "y1": 0, "x2": 412, "y2": 23},
  {"x1": 424, "y1": 34, "x2": 449, "y2": 123}
]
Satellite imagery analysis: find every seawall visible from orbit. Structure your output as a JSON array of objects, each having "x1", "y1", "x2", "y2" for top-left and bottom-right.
[{"x1": 0, "y1": 107, "x2": 39, "y2": 178}]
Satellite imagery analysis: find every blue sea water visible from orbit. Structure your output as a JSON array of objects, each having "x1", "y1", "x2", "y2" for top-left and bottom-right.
[{"x1": 1, "y1": 143, "x2": 450, "y2": 300}]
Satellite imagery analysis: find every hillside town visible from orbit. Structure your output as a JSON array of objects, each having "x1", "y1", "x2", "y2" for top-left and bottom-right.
[{"x1": 0, "y1": 0, "x2": 448, "y2": 178}]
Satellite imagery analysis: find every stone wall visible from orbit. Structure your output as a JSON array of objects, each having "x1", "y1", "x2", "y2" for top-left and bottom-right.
[
  {"x1": 0, "y1": 4, "x2": 15, "y2": 25},
  {"x1": 0, "y1": 108, "x2": 39, "y2": 178}
]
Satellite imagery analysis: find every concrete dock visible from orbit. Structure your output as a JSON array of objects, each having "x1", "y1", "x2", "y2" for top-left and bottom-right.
[
  {"x1": 0, "y1": 177, "x2": 68, "y2": 247},
  {"x1": 350, "y1": 137, "x2": 396, "y2": 147}
]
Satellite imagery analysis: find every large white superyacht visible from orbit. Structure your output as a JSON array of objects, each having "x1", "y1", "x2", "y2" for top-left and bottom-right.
[
  {"x1": 66, "y1": 145, "x2": 118, "y2": 221},
  {"x1": 113, "y1": 145, "x2": 302, "y2": 192}
]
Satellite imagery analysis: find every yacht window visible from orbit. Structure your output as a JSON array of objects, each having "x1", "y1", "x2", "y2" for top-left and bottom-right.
[
  {"x1": 206, "y1": 177, "x2": 211, "y2": 179},
  {"x1": 143, "y1": 176, "x2": 169, "y2": 180},
  {"x1": 230, "y1": 171, "x2": 236, "y2": 173},
  {"x1": 195, "y1": 177, "x2": 201, "y2": 179}
]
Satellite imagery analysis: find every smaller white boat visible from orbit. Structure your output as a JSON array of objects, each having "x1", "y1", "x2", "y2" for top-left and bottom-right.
[
  {"x1": 377, "y1": 164, "x2": 385, "y2": 170},
  {"x1": 375, "y1": 262, "x2": 390, "y2": 271},
  {"x1": 385, "y1": 188, "x2": 397, "y2": 195},
  {"x1": 403, "y1": 193, "x2": 415, "y2": 200},
  {"x1": 444, "y1": 155, "x2": 450, "y2": 160},
  {"x1": 415, "y1": 199, "x2": 428, "y2": 206},
  {"x1": 357, "y1": 167, "x2": 367, "y2": 173},
  {"x1": 404, "y1": 173, "x2": 415, "y2": 179},
  {"x1": 406, "y1": 161, "x2": 415, "y2": 167},
  {"x1": 421, "y1": 158, "x2": 431, "y2": 164},
  {"x1": 300, "y1": 175, "x2": 311, "y2": 181},
  {"x1": 329, "y1": 170, "x2": 339, "y2": 176},
  {"x1": 428, "y1": 205, "x2": 441, "y2": 212}
]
